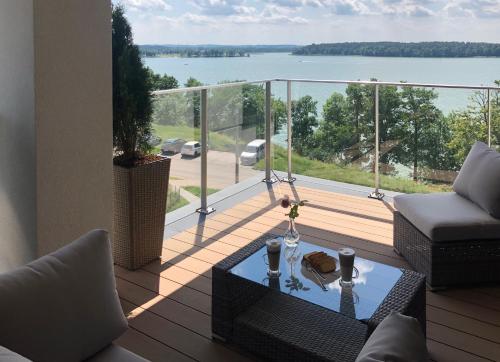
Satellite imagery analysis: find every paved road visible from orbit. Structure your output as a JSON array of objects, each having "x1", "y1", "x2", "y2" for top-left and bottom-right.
[{"x1": 167, "y1": 150, "x2": 261, "y2": 190}]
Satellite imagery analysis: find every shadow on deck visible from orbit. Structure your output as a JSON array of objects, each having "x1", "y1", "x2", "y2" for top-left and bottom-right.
[{"x1": 114, "y1": 179, "x2": 500, "y2": 362}]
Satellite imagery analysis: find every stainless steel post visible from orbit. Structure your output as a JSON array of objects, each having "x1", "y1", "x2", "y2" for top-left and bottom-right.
[
  {"x1": 488, "y1": 88, "x2": 492, "y2": 147},
  {"x1": 263, "y1": 81, "x2": 277, "y2": 183},
  {"x1": 197, "y1": 88, "x2": 215, "y2": 214},
  {"x1": 282, "y1": 80, "x2": 296, "y2": 183},
  {"x1": 235, "y1": 126, "x2": 240, "y2": 184},
  {"x1": 369, "y1": 84, "x2": 384, "y2": 200}
]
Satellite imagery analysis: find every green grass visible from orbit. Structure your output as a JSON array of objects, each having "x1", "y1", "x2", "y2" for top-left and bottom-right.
[
  {"x1": 166, "y1": 187, "x2": 190, "y2": 213},
  {"x1": 152, "y1": 124, "x2": 240, "y2": 154},
  {"x1": 183, "y1": 185, "x2": 220, "y2": 197},
  {"x1": 256, "y1": 146, "x2": 452, "y2": 194}
]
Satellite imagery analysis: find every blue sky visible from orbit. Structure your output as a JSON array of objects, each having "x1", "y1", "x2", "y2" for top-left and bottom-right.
[{"x1": 116, "y1": 0, "x2": 500, "y2": 44}]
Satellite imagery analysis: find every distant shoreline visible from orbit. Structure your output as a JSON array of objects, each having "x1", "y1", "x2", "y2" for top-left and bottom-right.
[
  {"x1": 142, "y1": 52, "x2": 500, "y2": 60},
  {"x1": 144, "y1": 53, "x2": 251, "y2": 59},
  {"x1": 293, "y1": 41, "x2": 500, "y2": 58},
  {"x1": 139, "y1": 42, "x2": 500, "y2": 59}
]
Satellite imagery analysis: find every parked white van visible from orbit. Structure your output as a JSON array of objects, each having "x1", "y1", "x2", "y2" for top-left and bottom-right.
[
  {"x1": 240, "y1": 139, "x2": 266, "y2": 166},
  {"x1": 181, "y1": 141, "x2": 201, "y2": 157}
]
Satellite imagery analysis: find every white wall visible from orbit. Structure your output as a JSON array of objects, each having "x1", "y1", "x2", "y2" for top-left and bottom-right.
[
  {"x1": 34, "y1": 0, "x2": 113, "y2": 255},
  {"x1": 0, "y1": 0, "x2": 113, "y2": 270},
  {"x1": 0, "y1": 0, "x2": 37, "y2": 272}
]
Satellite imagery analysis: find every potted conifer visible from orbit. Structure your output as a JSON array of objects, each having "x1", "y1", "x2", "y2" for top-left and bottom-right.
[{"x1": 112, "y1": 6, "x2": 170, "y2": 270}]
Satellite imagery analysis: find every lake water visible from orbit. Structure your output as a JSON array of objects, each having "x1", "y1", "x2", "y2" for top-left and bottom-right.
[{"x1": 145, "y1": 53, "x2": 500, "y2": 114}]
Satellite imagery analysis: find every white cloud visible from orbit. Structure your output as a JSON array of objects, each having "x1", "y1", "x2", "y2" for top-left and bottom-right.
[
  {"x1": 122, "y1": 0, "x2": 500, "y2": 44},
  {"x1": 119, "y1": 0, "x2": 171, "y2": 11},
  {"x1": 189, "y1": 0, "x2": 250, "y2": 15},
  {"x1": 318, "y1": 0, "x2": 372, "y2": 15},
  {"x1": 231, "y1": 13, "x2": 309, "y2": 23},
  {"x1": 268, "y1": 0, "x2": 323, "y2": 8},
  {"x1": 377, "y1": 0, "x2": 435, "y2": 17},
  {"x1": 444, "y1": 0, "x2": 500, "y2": 18}
]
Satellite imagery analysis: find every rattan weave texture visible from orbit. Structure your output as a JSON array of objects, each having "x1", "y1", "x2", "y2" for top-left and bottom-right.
[
  {"x1": 394, "y1": 211, "x2": 500, "y2": 288},
  {"x1": 113, "y1": 157, "x2": 170, "y2": 270}
]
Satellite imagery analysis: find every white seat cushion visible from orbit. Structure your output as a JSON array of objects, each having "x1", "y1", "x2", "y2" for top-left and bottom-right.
[{"x1": 394, "y1": 192, "x2": 500, "y2": 242}]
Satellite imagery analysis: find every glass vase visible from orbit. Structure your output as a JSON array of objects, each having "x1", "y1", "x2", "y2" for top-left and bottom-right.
[{"x1": 283, "y1": 218, "x2": 300, "y2": 248}]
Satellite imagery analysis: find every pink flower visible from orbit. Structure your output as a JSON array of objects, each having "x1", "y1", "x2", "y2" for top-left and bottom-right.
[{"x1": 281, "y1": 195, "x2": 291, "y2": 208}]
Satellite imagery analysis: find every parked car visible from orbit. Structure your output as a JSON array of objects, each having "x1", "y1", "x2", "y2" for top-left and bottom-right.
[
  {"x1": 161, "y1": 138, "x2": 186, "y2": 154},
  {"x1": 181, "y1": 141, "x2": 201, "y2": 157},
  {"x1": 146, "y1": 134, "x2": 162, "y2": 147},
  {"x1": 240, "y1": 139, "x2": 266, "y2": 166}
]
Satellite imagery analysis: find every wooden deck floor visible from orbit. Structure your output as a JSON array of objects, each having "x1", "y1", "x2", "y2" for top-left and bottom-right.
[{"x1": 114, "y1": 184, "x2": 500, "y2": 362}]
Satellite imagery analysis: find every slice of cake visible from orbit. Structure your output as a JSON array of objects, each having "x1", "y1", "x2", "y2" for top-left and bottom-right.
[{"x1": 304, "y1": 251, "x2": 337, "y2": 273}]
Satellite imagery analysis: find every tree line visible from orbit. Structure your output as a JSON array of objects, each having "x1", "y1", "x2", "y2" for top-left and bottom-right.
[
  {"x1": 140, "y1": 44, "x2": 298, "y2": 58},
  {"x1": 150, "y1": 69, "x2": 499, "y2": 184},
  {"x1": 293, "y1": 42, "x2": 500, "y2": 58}
]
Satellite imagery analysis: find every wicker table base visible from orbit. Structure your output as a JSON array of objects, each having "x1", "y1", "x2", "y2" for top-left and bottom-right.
[{"x1": 212, "y1": 234, "x2": 426, "y2": 362}]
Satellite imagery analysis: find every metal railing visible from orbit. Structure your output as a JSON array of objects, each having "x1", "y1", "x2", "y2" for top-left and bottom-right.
[{"x1": 153, "y1": 79, "x2": 500, "y2": 213}]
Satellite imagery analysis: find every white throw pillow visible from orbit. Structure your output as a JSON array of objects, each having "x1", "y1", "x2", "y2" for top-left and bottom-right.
[
  {"x1": 0, "y1": 230, "x2": 128, "y2": 362},
  {"x1": 355, "y1": 312, "x2": 428, "y2": 362}
]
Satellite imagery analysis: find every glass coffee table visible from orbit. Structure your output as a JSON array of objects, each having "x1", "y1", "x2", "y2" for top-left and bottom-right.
[{"x1": 212, "y1": 234, "x2": 426, "y2": 362}]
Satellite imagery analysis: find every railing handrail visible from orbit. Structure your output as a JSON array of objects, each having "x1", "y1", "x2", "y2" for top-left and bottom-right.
[
  {"x1": 153, "y1": 78, "x2": 500, "y2": 95},
  {"x1": 152, "y1": 79, "x2": 274, "y2": 95},
  {"x1": 274, "y1": 78, "x2": 500, "y2": 91}
]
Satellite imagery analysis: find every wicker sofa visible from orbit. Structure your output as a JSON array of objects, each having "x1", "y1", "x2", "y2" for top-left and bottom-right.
[{"x1": 394, "y1": 142, "x2": 500, "y2": 289}]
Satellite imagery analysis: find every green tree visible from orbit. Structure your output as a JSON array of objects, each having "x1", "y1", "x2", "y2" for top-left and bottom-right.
[
  {"x1": 377, "y1": 85, "x2": 402, "y2": 168},
  {"x1": 392, "y1": 87, "x2": 452, "y2": 180},
  {"x1": 272, "y1": 98, "x2": 287, "y2": 135},
  {"x1": 310, "y1": 93, "x2": 353, "y2": 162},
  {"x1": 112, "y1": 5, "x2": 153, "y2": 164},
  {"x1": 343, "y1": 82, "x2": 379, "y2": 164},
  {"x1": 152, "y1": 93, "x2": 189, "y2": 126},
  {"x1": 445, "y1": 82, "x2": 500, "y2": 165},
  {"x1": 147, "y1": 69, "x2": 179, "y2": 91},
  {"x1": 447, "y1": 111, "x2": 487, "y2": 165},
  {"x1": 185, "y1": 77, "x2": 202, "y2": 88},
  {"x1": 185, "y1": 77, "x2": 203, "y2": 127},
  {"x1": 208, "y1": 82, "x2": 243, "y2": 131},
  {"x1": 242, "y1": 84, "x2": 265, "y2": 137},
  {"x1": 291, "y1": 96, "x2": 318, "y2": 155},
  {"x1": 345, "y1": 84, "x2": 365, "y2": 144}
]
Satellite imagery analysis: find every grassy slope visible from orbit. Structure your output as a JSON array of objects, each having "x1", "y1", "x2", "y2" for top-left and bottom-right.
[
  {"x1": 183, "y1": 186, "x2": 220, "y2": 197},
  {"x1": 152, "y1": 124, "x2": 238, "y2": 153},
  {"x1": 166, "y1": 194, "x2": 189, "y2": 213},
  {"x1": 256, "y1": 147, "x2": 452, "y2": 194},
  {"x1": 154, "y1": 125, "x2": 451, "y2": 194},
  {"x1": 166, "y1": 184, "x2": 190, "y2": 213}
]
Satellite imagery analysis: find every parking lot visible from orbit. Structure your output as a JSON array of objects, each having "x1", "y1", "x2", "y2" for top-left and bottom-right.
[{"x1": 167, "y1": 150, "x2": 261, "y2": 190}]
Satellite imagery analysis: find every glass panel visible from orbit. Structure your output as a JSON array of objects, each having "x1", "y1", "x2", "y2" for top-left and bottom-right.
[
  {"x1": 280, "y1": 81, "x2": 376, "y2": 190},
  {"x1": 378, "y1": 86, "x2": 487, "y2": 193},
  {"x1": 230, "y1": 238, "x2": 402, "y2": 321},
  {"x1": 152, "y1": 90, "x2": 201, "y2": 212},
  {"x1": 269, "y1": 81, "x2": 288, "y2": 177},
  {"x1": 207, "y1": 83, "x2": 266, "y2": 194}
]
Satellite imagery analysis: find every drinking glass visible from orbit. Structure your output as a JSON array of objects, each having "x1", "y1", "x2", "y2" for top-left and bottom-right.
[
  {"x1": 339, "y1": 248, "x2": 359, "y2": 286},
  {"x1": 263, "y1": 238, "x2": 282, "y2": 277}
]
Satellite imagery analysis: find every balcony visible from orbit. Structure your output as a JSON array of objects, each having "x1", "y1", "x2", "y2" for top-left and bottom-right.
[{"x1": 115, "y1": 79, "x2": 500, "y2": 361}]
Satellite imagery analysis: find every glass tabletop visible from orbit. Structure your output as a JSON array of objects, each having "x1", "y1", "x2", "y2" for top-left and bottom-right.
[{"x1": 229, "y1": 237, "x2": 403, "y2": 321}]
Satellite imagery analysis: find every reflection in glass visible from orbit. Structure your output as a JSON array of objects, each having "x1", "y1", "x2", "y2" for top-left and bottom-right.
[{"x1": 230, "y1": 238, "x2": 403, "y2": 321}]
